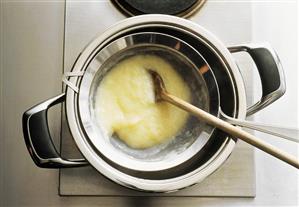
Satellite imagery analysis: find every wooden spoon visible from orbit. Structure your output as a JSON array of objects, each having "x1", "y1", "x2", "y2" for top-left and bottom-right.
[{"x1": 149, "y1": 70, "x2": 299, "y2": 169}]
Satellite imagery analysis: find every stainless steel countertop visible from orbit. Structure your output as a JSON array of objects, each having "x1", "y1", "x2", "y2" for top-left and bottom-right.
[{"x1": 0, "y1": 1, "x2": 298, "y2": 206}]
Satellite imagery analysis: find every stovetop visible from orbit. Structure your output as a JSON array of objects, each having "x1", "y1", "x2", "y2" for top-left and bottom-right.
[{"x1": 59, "y1": 0, "x2": 255, "y2": 197}]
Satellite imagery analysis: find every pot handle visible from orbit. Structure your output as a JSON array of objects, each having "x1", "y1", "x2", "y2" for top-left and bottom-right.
[
  {"x1": 228, "y1": 43, "x2": 286, "y2": 116},
  {"x1": 22, "y1": 93, "x2": 88, "y2": 168}
]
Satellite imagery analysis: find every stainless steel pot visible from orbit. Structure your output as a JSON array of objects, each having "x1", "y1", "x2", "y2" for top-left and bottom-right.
[{"x1": 22, "y1": 15, "x2": 285, "y2": 192}]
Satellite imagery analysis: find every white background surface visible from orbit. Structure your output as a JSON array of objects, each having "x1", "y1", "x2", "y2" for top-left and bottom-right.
[
  {"x1": 0, "y1": 0, "x2": 298, "y2": 206},
  {"x1": 251, "y1": 1, "x2": 299, "y2": 205}
]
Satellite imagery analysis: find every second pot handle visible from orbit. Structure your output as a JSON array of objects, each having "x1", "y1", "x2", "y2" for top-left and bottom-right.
[
  {"x1": 228, "y1": 43, "x2": 286, "y2": 116},
  {"x1": 22, "y1": 93, "x2": 88, "y2": 168}
]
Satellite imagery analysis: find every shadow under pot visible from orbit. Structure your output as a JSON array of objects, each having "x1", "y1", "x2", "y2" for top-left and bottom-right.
[{"x1": 22, "y1": 14, "x2": 285, "y2": 193}]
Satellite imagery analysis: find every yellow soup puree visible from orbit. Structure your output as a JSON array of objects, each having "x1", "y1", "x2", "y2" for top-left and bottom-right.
[{"x1": 95, "y1": 54, "x2": 191, "y2": 149}]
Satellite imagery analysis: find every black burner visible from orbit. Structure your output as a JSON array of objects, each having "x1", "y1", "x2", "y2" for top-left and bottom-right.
[{"x1": 112, "y1": 0, "x2": 205, "y2": 18}]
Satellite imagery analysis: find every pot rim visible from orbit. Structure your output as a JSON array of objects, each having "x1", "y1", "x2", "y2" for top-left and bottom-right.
[{"x1": 65, "y1": 14, "x2": 247, "y2": 192}]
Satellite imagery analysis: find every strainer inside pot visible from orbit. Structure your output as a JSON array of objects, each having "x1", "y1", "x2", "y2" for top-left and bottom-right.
[{"x1": 78, "y1": 32, "x2": 220, "y2": 172}]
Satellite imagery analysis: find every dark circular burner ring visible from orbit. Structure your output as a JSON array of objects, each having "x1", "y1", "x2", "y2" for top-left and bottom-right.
[{"x1": 111, "y1": 0, "x2": 206, "y2": 18}]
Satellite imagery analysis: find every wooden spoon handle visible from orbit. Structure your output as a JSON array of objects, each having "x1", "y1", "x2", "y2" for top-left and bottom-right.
[{"x1": 162, "y1": 92, "x2": 299, "y2": 169}]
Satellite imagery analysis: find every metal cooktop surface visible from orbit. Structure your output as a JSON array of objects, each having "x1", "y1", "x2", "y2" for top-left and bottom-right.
[{"x1": 59, "y1": 0, "x2": 255, "y2": 197}]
